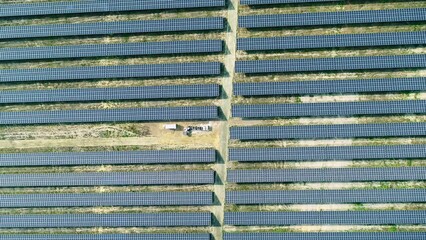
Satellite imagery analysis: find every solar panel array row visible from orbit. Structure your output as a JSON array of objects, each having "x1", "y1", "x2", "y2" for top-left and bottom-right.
[
  {"x1": 0, "y1": 84, "x2": 220, "y2": 104},
  {"x1": 0, "y1": 17, "x2": 224, "y2": 40},
  {"x1": 240, "y1": 0, "x2": 342, "y2": 5},
  {"x1": 0, "y1": 234, "x2": 211, "y2": 240},
  {"x1": 228, "y1": 167, "x2": 426, "y2": 183},
  {"x1": 225, "y1": 211, "x2": 426, "y2": 225},
  {"x1": 0, "y1": 0, "x2": 225, "y2": 18},
  {"x1": 239, "y1": 8, "x2": 426, "y2": 28},
  {"x1": 233, "y1": 77, "x2": 426, "y2": 96},
  {"x1": 229, "y1": 145, "x2": 426, "y2": 162},
  {"x1": 236, "y1": 55, "x2": 426, "y2": 74},
  {"x1": 0, "y1": 171, "x2": 215, "y2": 187},
  {"x1": 227, "y1": 189, "x2": 426, "y2": 204},
  {"x1": 224, "y1": 232, "x2": 426, "y2": 240},
  {"x1": 238, "y1": 31, "x2": 426, "y2": 51},
  {"x1": 0, "y1": 40, "x2": 223, "y2": 61},
  {"x1": 0, "y1": 149, "x2": 216, "y2": 167},
  {"x1": 0, "y1": 106, "x2": 218, "y2": 125},
  {"x1": 231, "y1": 123, "x2": 426, "y2": 140},
  {"x1": 233, "y1": 100, "x2": 426, "y2": 118},
  {"x1": 0, "y1": 213, "x2": 211, "y2": 228},
  {"x1": 0, "y1": 192, "x2": 213, "y2": 208},
  {"x1": 0, "y1": 62, "x2": 221, "y2": 83}
]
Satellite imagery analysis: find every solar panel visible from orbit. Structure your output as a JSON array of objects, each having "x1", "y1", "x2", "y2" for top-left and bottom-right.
[
  {"x1": 236, "y1": 55, "x2": 426, "y2": 74},
  {"x1": 0, "y1": 234, "x2": 211, "y2": 240},
  {"x1": 230, "y1": 123, "x2": 426, "y2": 140},
  {"x1": 0, "y1": 62, "x2": 221, "y2": 83},
  {"x1": 0, "y1": 106, "x2": 218, "y2": 125},
  {"x1": 0, "y1": 40, "x2": 223, "y2": 61},
  {"x1": 225, "y1": 211, "x2": 426, "y2": 225},
  {"x1": 224, "y1": 232, "x2": 426, "y2": 240},
  {"x1": 238, "y1": 31, "x2": 426, "y2": 51},
  {"x1": 232, "y1": 100, "x2": 426, "y2": 118},
  {"x1": 0, "y1": 171, "x2": 215, "y2": 187},
  {"x1": 227, "y1": 189, "x2": 426, "y2": 204},
  {"x1": 229, "y1": 145, "x2": 426, "y2": 162},
  {"x1": 0, "y1": 192, "x2": 213, "y2": 208},
  {"x1": 240, "y1": 0, "x2": 342, "y2": 5},
  {"x1": 0, "y1": 17, "x2": 224, "y2": 39},
  {"x1": 0, "y1": 213, "x2": 212, "y2": 228},
  {"x1": 0, "y1": 84, "x2": 220, "y2": 104},
  {"x1": 228, "y1": 167, "x2": 426, "y2": 183},
  {"x1": 239, "y1": 8, "x2": 426, "y2": 28},
  {"x1": 233, "y1": 77, "x2": 426, "y2": 96},
  {"x1": 0, "y1": 0, "x2": 225, "y2": 18},
  {"x1": 0, "y1": 149, "x2": 216, "y2": 167}
]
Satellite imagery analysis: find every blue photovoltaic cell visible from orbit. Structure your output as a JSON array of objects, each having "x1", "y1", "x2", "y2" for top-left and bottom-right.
[
  {"x1": 0, "y1": 213, "x2": 212, "y2": 228},
  {"x1": 0, "y1": 192, "x2": 213, "y2": 208},
  {"x1": 225, "y1": 211, "x2": 426, "y2": 225},
  {"x1": 233, "y1": 78, "x2": 426, "y2": 96},
  {"x1": 0, "y1": 62, "x2": 221, "y2": 83},
  {"x1": 226, "y1": 189, "x2": 426, "y2": 204},
  {"x1": 232, "y1": 100, "x2": 426, "y2": 118},
  {"x1": 230, "y1": 123, "x2": 426, "y2": 140},
  {"x1": 0, "y1": 0, "x2": 225, "y2": 17},
  {"x1": 0, "y1": 84, "x2": 220, "y2": 104},
  {"x1": 241, "y1": 0, "x2": 342, "y2": 5},
  {"x1": 0, "y1": 171, "x2": 215, "y2": 187},
  {"x1": 0, "y1": 149, "x2": 216, "y2": 167},
  {"x1": 224, "y1": 232, "x2": 426, "y2": 240},
  {"x1": 228, "y1": 167, "x2": 426, "y2": 183},
  {"x1": 0, "y1": 106, "x2": 219, "y2": 125},
  {"x1": 238, "y1": 31, "x2": 426, "y2": 51},
  {"x1": 0, "y1": 40, "x2": 223, "y2": 61},
  {"x1": 229, "y1": 145, "x2": 426, "y2": 162},
  {"x1": 239, "y1": 8, "x2": 426, "y2": 28},
  {"x1": 0, "y1": 234, "x2": 211, "y2": 240},
  {"x1": 236, "y1": 55, "x2": 426, "y2": 74},
  {"x1": 0, "y1": 17, "x2": 224, "y2": 39}
]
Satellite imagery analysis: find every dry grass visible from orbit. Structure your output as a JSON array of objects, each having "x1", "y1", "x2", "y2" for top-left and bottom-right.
[
  {"x1": 230, "y1": 137, "x2": 426, "y2": 149},
  {"x1": 224, "y1": 225, "x2": 426, "y2": 233},
  {"x1": 238, "y1": 47, "x2": 426, "y2": 61},
  {"x1": 226, "y1": 203, "x2": 426, "y2": 213},
  {"x1": 0, "y1": 0, "x2": 75, "y2": 3},
  {"x1": 231, "y1": 92, "x2": 426, "y2": 105},
  {"x1": 0, "y1": 206, "x2": 212, "y2": 215},
  {"x1": 0, "y1": 32, "x2": 226, "y2": 49},
  {"x1": 229, "y1": 159, "x2": 426, "y2": 171},
  {"x1": 1, "y1": 0, "x2": 426, "y2": 236},
  {"x1": 0, "y1": 77, "x2": 221, "y2": 92},
  {"x1": 0, "y1": 226, "x2": 211, "y2": 235},
  {"x1": 226, "y1": 181, "x2": 426, "y2": 191},
  {"x1": 238, "y1": 1, "x2": 426, "y2": 16},
  {"x1": 234, "y1": 69, "x2": 426, "y2": 83},
  {"x1": 0, "y1": 163, "x2": 215, "y2": 174},
  {"x1": 0, "y1": 98, "x2": 220, "y2": 112},
  {"x1": 0, "y1": 123, "x2": 151, "y2": 140},
  {"x1": 0, "y1": 185, "x2": 214, "y2": 195},
  {"x1": 0, "y1": 54, "x2": 223, "y2": 70},
  {"x1": 230, "y1": 115, "x2": 426, "y2": 127},
  {"x1": 238, "y1": 23, "x2": 426, "y2": 38},
  {"x1": 0, "y1": 9, "x2": 226, "y2": 27}
]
